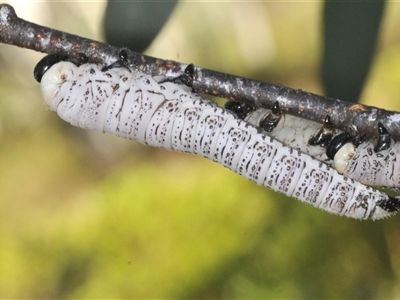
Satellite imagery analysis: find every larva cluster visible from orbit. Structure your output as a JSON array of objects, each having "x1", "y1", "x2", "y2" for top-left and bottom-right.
[
  {"x1": 228, "y1": 102, "x2": 400, "y2": 189},
  {"x1": 34, "y1": 54, "x2": 400, "y2": 220}
]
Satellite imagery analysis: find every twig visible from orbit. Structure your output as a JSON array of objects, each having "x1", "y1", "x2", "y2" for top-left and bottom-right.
[{"x1": 0, "y1": 3, "x2": 399, "y2": 141}]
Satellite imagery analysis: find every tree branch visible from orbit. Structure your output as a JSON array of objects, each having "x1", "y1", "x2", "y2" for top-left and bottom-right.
[{"x1": 1, "y1": 3, "x2": 399, "y2": 141}]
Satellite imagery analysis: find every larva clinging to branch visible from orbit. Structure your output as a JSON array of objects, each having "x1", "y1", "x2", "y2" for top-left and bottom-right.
[{"x1": 33, "y1": 53, "x2": 400, "y2": 220}]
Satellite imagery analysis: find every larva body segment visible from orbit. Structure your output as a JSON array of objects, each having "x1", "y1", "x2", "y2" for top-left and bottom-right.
[
  {"x1": 245, "y1": 108, "x2": 329, "y2": 160},
  {"x1": 146, "y1": 98, "x2": 185, "y2": 149},
  {"x1": 292, "y1": 160, "x2": 332, "y2": 207},
  {"x1": 38, "y1": 59, "x2": 400, "y2": 220},
  {"x1": 193, "y1": 107, "x2": 234, "y2": 159},
  {"x1": 182, "y1": 106, "x2": 205, "y2": 154},
  {"x1": 265, "y1": 147, "x2": 304, "y2": 195},
  {"x1": 211, "y1": 119, "x2": 256, "y2": 169},
  {"x1": 171, "y1": 98, "x2": 204, "y2": 153},
  {"x1": 344, "y1": 141, "x2": 400, "y2": 188},
  {"x1": 236, "y1": 134, "x2": 275, "y2": 185}
]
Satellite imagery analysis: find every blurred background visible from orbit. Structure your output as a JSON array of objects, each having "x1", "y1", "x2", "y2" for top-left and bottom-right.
[{"x1": 1, "y1": 1, "x2": 400, "y2": 298}]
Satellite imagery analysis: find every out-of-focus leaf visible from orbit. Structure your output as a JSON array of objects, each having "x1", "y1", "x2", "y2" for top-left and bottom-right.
[
  {"x1": 321, "y1": 1, "x2": 385, "y2": 102},
  {"x1": 103, "y1": 1, "x2": 178, "y2": 53}
]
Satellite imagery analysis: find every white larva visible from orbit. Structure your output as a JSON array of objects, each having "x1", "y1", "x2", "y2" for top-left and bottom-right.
[
  {"x1": 240, "y1": 105, "x2": 400, "y2": 188},
  {"x1": 36, "y1": 56, "x2": 400, "y2": 219},
  {"x1": 244, "y1": 107, "x2": 331, "y2": 161},
  {"x1": 343, "y1": 141, "x2": 400, "y2": 188}
]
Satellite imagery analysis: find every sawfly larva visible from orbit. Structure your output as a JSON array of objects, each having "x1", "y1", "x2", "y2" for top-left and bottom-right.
[
  {"x1": 225, "y1": 101, "x2": 400, "y2": 188},
  {"x1": 33, "y1": 53, "x2": 400, "y2": 220}
]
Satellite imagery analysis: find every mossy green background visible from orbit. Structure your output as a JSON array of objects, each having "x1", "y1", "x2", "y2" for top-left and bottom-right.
[{"x1": 1, "y1": 1, "x2": 400, "y2": 298}]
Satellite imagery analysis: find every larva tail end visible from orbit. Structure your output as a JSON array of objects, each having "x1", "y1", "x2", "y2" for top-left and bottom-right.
[{"x1": 375, "y1": 196, "x2": 400, "y2": 219}]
